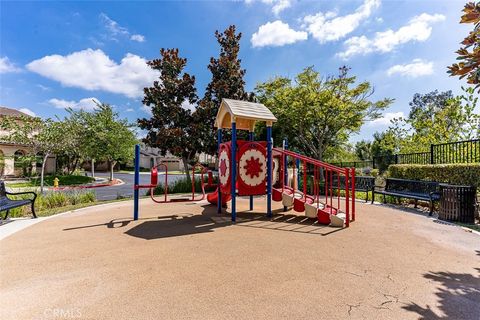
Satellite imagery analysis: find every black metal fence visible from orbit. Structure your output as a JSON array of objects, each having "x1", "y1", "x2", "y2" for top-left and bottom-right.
[{"x1": 332, "y1": 139, "x2": 480, "y2": 169}]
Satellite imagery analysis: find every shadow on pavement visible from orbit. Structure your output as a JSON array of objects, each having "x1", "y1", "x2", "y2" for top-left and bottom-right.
[
  {"x1": 402, "y1": 270, "x2": 480, "y2": 319},
  {"x1": 64, "y1": 203, "x2": 345, "y2": 240}
]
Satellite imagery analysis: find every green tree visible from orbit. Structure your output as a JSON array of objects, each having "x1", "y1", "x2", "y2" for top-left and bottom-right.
[
  {"x1": 370, "y1": 131, "x2": 398, "y2": 172},
  {"x1": 255, "y1": 66, "x2": 393, "y2": 161},
  {"x1": 54, "y1": 110, "x2": 88, "y2": 175},
  {"x1": 354, "y1": 140, "x2": 372, "y2": 160},
  {"x1": 138, "y1": 48, "x2": 198, "y2": 181},
  {"x1": 448, "y1": 2, "x2": 480, "y2": 92},
  {"x1": 1, "y1": 116, "x2": 65, "y2": 192},
  {"x1": 195, "y1": 25, "x2": 254, "y2": 155},
  {"x1": 87, "y1": 103, "x2": 137, "y2": 181},
  {"x1": 388, "y1": 89, "x2": 479, "y2": 153},
  {"x1": 68, "y1": 108, "x2": 105, "y2": 178},
  {"x1": 456, "y1": 87, "x2": 480, "y2": 139}
]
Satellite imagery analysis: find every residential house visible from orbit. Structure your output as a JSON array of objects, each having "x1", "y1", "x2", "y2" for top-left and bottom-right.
[{"x1": 0, "y1": 106, "x2": 56, "y2": 178}]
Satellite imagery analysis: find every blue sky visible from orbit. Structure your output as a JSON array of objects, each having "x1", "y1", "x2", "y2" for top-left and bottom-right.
[{"x1": 0, "y1": 0, "x2": 471, "y2": 142}]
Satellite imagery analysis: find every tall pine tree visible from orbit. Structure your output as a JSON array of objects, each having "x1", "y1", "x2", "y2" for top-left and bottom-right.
[
  {"x1": 195, "y1": 25, "x2": 254, "y2": 155},
  {"x1": 138, "y1": 48, "x2": 199, "y2": 181}
]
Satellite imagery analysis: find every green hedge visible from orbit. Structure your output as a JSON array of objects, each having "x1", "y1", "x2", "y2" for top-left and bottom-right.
[{"x1": 388, "y1": 164, "x2": 480, "y2": 188}]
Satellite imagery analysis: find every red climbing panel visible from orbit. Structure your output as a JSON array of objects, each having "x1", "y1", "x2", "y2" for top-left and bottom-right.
[
  {"x1": 237, "y1": 141, "x2": 267, "y2": 196},
  {"x1": 218, "y1": 143, "x2": 231, "y2": 194}
]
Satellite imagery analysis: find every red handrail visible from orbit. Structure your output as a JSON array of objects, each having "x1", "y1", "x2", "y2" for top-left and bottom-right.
[
  {"x1": 273, "y1": 147, "x2": 355, "y2": 227},
  {"x1": 149, "y1": 163, "x2": 207, "y2": 203}
]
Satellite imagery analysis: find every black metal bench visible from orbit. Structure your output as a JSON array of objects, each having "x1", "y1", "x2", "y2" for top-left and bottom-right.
[
  {"x1": 372, "y1": 178, "x2": 440, "y2": 215},
  {"x1": 0, "y1": 181, "x2": 37, "y2": 220},
  {"x1": 330, "y1": 176, "x2": 376, "y2": 202}
]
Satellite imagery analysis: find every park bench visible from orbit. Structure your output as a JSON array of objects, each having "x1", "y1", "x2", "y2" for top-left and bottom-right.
[
  {"x1": 372, "y1": 178, "x2": 440, "y2": 215},
  {"x1": 331, "y1": 176, "x2": 376, "y2": 202},
  {"x1": 0, "y1": 181, "x2": 37, "y2": 220}
]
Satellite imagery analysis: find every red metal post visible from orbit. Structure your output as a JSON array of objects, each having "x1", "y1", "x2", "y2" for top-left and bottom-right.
[
  {"x1": 164, "y1": 166, "x2": 168, "y2": 203},
  {"x1": 329, "y1": 168, "x2": 333, "y2": 213},
  {"x1": 345, "y1": 168, "x2": 350, "y2": 228},
  {"x1": 351, "y1": 167, "x2": 356, "y2": 221},
  {"x1": 337, "y1": 172, "x2": 340, "y2": 209},
  {"x1": 303, "y1": 160, "x2": 307, "y2": 198}
]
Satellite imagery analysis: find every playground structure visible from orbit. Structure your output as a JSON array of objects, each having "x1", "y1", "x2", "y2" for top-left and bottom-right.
[{"x1": 133, "y1": 99, "x2": 355, "y2": 227}]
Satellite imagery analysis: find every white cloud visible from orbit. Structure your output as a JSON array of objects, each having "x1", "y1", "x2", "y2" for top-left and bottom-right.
[
  {"x1": 303, "y1": 0, "x2": 380, "y2": 43},
  {"x1": 387, "y1": 59, "x2": 434, "y2": 78},
  {"x1": 36, "y1": 84, "x2": 50, "y2": 91},
  {"x1": 130, "y1": 34, "x2": 145, "y2": 42},
  {"x1": 18, "y1": 108, "x2": 36, "y2": 117},
  {"x1": 48, "y1": 97, "x2": 100, "y2": 110},
  {"x1": 0, "y1": 56, "x2": 22, "y2": 73},
  {"x1": 181, "y1": 100, "x2": 196, "y2": 111},
  {"x1": 27, "y1": 49, "x2": 159, "y2": 98},
  {"x1": 245, "y1": 0, "x2": 292, "y2": 15},
  {"x1": 338, "y1": 13, "x2": 445, "y2": 59},
  {"x1": 100, "y1": 13, "x2": 129, "y2": 40},
  {"x1": 368, "y1": 112, "x2": 405, "y2": 126},
  {"x1": 251, "y1": 20, "x2": 308, "y2": 47},
  {"x1": 99, "y1": 13, "x2": 146, "y2": 43},
  {"x1": 141, "y1": 104, "x2": 152, "y2": 115},
  {"x1": 125, "y1": 108, "x2": 134, "y2": 112}
]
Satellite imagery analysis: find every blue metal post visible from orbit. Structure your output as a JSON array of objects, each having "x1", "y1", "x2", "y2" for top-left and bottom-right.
[
  {"x1": 217, "y1": 129, "x2": 222, "y2": 214},
  {"x1": 231, "y1": 122, "x2": 237, "y2": 222},
  {"x1": 283, "y1": 138, "x2": 288, "y2": 212},
  {"x1": 266, "y1": 126, "x2": 272, "y2": 218},
  {"x1": 248, "y1": 131, "x2": 254, "y2": 211},
  {"x1": 133, "y1": 144, "x2": 140, "y2": 220}
]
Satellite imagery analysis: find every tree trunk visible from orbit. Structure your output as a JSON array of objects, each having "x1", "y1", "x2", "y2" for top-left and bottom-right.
[
  {"x1": 91, "y1": 159, "x2": 95, "y2": 178},
  {"x1": 182, "y1": 157, "x2": 191, "y2": 182},
  {"x1": 40, "y1": 153, "x2": 49, "y2": 194},
  {"x1": 317, "y1": 146, "x2": 325, "y2": 181},
  {"x1": 109, "y1": 160, "x2": 116, "y2": 181},
  {"x1": 69, "y1": 158, "x2": 79, "y2": 175}
]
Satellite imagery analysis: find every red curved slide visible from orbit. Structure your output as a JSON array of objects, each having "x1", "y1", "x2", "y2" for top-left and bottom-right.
[{"x1": 207, "y1": 189, "x2": 231, "y2": 205}]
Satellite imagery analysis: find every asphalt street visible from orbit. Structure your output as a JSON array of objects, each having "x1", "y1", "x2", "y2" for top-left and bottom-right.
[{"x1": 92, "y1": 172, "x2": 183, "y2": 200}]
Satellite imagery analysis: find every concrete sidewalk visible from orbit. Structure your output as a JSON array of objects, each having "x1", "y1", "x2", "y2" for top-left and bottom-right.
[{"x1": 0, "y1": 217, "x2": 47, "y2": 241}]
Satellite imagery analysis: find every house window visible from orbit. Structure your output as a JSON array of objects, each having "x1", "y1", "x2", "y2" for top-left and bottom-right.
[
  {"x1": 14, "y1": 149, "x2": 30, "y2": 176},
  {"x1": 14, "y1": 150, "x2": 27, "y2": 168}
]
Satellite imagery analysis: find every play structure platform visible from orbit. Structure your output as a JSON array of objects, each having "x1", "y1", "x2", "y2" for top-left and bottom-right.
[{"x1": 134, "y1": 98, "x2": 356, "y2": 228}]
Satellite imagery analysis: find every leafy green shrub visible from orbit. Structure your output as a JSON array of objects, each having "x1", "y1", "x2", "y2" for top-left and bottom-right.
[
  {"x1": 388, "y1": 164, "x2": 480, "y2": 188},
  {"x1": 150, "y1": 176, "x2": 217, "y2": 196},
  {"x1": 370, "y1": 169, "x2": 380, "y2": 177},
  {"x1": 6, "y1": 190, "x2": 96, "y2": 218}
]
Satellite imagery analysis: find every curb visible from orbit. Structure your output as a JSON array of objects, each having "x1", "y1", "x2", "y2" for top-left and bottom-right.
[{"x1": 49, "y1": 179, "x2": 125, "y2": 191}]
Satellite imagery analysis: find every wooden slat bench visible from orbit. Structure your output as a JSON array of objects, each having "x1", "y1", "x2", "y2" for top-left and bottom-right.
[
  {"x1": 372, "y1": 178, "x2": 440, "y2": 215},
  {"x1": 0, "y1": 181, "x2": 37, "y2": 220}
]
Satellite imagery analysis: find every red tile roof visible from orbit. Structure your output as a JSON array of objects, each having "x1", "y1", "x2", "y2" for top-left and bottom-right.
[{"x1": 0, "y1": 106, "x2": 33, "y2": 118}]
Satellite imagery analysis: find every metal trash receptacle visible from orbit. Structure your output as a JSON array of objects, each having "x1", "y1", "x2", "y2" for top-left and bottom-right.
[{"x1": 439, "y1": 184, "x2": 477, "y2": 224}]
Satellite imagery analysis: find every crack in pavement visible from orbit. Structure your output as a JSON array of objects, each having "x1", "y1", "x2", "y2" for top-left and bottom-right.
[{"x1": 347, "y1": 303, "x2": 361, "y2": 316}]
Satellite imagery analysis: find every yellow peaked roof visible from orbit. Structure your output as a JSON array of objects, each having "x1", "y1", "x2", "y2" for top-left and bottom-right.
[{"x1": 215, "y1": 99, "x2": 277, "y2": 131}]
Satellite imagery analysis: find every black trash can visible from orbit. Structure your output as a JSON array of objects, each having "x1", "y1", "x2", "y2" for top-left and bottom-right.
[{"x1": 439, "y1": 184, "x2": 478, "y2": 224}]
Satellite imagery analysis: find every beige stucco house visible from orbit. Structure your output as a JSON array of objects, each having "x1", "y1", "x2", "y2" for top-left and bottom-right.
[
  {"x1": 0, "y1": 106, "x2": 56, "y2": 178},
  {"x1": 139, "y1": 144, "x2": 181, "y2": 171}
]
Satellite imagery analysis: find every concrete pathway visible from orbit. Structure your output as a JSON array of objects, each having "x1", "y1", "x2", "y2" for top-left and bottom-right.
[{"x1": 0, "y1": 217, "x2": 48, "y2": 241}]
